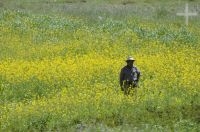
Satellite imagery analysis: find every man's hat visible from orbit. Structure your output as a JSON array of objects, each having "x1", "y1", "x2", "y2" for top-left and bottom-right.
[{"x1": 126, "y1": 56, "x2": 135, "y2": 62}]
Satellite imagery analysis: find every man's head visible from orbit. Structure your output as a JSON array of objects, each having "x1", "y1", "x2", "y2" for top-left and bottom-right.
[{"x1": 126, "y1": 56, "x2": 135, "y2": 67}]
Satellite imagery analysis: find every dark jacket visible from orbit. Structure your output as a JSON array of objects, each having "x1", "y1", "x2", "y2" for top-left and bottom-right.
[{"x1": 119, "y1": 65, "x2": 141, "y2": 87}]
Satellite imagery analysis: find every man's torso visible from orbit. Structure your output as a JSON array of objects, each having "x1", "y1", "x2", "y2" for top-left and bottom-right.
[{"x1": 121, "y1": 66, "x2": 139, "y2": 82}]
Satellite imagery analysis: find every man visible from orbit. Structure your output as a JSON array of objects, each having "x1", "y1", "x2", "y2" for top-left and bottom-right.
[{"x1": 119, "y1": 56, "x2": 141, "y2": 95}]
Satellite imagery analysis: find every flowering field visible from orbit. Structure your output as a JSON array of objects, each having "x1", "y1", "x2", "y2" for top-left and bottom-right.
[{"x1": 0, "y1": 9, "x2": 200, "y2": 131}]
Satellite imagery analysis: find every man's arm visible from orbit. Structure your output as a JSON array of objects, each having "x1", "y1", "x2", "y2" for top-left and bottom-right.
[
  {"x1": 137, "y1": 69, "x2": 141, "y2": 81},
  {"x1": 134, "y1": 67, "x2": 141, "y2": 87}
]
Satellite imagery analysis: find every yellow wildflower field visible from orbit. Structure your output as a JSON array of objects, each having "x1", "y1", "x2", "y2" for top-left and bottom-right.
[{"x1": 0, "y1": 10, "x2": 199, "y2": 131}]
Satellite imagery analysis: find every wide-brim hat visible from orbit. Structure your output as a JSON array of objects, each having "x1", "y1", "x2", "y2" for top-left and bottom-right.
[{"x1": 126, "y1": 56, "x2": 135, "y2": 62}]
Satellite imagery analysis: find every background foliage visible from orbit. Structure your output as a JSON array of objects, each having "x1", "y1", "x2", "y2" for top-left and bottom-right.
[{"x1": 0, "y1": 0, "x2": 200, "y2": 131}]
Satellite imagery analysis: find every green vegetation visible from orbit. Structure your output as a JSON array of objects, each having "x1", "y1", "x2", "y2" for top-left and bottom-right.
[{"x1": 0, "y1": 0, "x2": 200, "y2": 131}]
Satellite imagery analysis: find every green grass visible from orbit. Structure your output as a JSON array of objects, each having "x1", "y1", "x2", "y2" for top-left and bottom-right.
[
  {"x1": 0, "y1": 0, "x2": 200, "y2": 131},
  {"x1": 1, "y1": 0, "x2": 200, "y2": 22}
]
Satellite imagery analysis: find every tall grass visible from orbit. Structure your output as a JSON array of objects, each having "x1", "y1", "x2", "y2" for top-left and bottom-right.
[
  {"x1": 1, "y1": 0, "x2": 200, "y2": 23},
  {"x1": 0, "y1": 2, "x2": 200, "y2": 131}
]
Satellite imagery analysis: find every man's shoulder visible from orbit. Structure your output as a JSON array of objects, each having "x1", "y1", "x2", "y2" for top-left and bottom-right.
[
  {"x1": 121, "y1": 65, "x2": 138, "y2": 70},
  {"x1": 133, "y1": 65, "x2": 138, "y2": 69},
  {"x1": 121, "y1": 66, "x2": 128, "y2": 70},
  {"x1": 133, "y1": 66, "x2": 140, "y2": 73}
]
